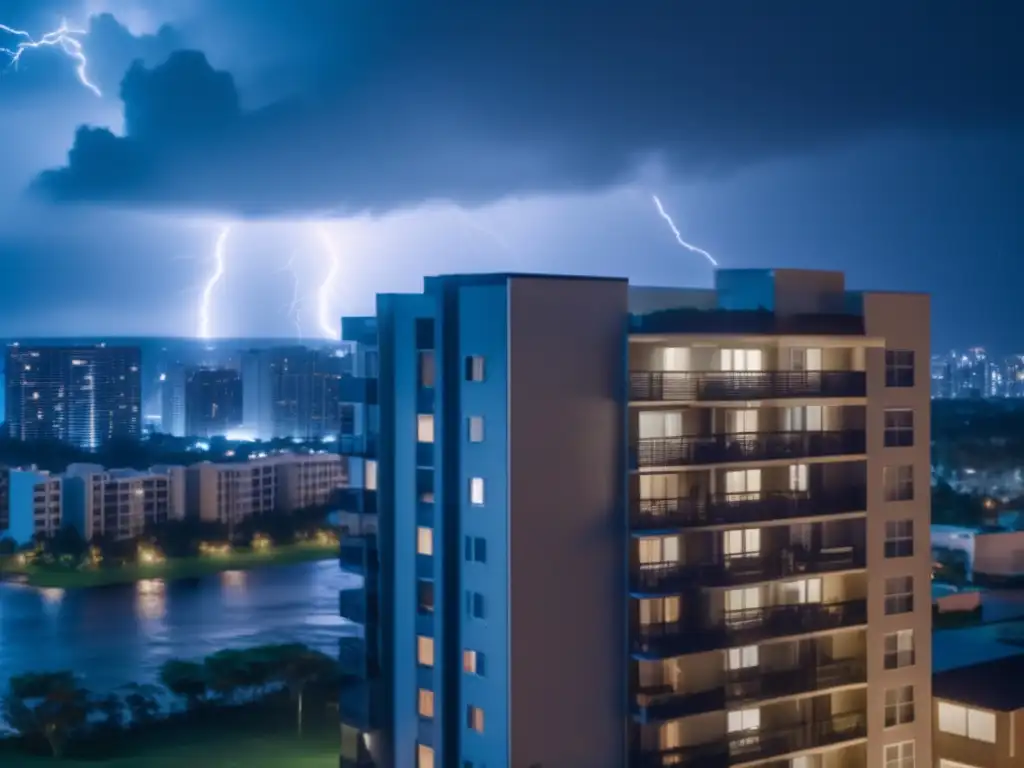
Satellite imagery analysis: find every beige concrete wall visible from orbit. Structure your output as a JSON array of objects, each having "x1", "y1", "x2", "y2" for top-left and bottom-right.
[
  {"x1": 975, "y1": 531, "x2": 1024, "y2": 577},
  {"x1": 861, "y1": 291, "x2": 932, "y2": 767}
]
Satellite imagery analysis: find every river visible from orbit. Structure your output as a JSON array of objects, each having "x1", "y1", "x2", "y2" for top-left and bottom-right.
[{"x1": 0, "y1": 560, "x2": 359, "y2": 692}]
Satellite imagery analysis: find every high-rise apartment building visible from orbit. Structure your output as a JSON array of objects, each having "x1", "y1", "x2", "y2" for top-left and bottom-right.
[
  {"x1": 5, "y1": 344, "x2": 142, "y2": 449},
  {"x1": 337, "y1": 268, "x2": 932, "y2": 768},
  {"x1": 184, "y1": 367, "x2": 244, "y2": 438}
]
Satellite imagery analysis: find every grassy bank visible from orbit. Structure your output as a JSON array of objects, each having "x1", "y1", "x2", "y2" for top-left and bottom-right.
[{"x1": 1, "y1": 543, "x2": 337, "y2": 589}]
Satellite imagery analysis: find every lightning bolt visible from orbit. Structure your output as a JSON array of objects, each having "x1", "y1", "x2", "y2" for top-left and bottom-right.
[
  {"x1": 0, "y1": 19, "x2": 101, "y2": 97},
  {"x1": 279, "y1": 253, "x2": 304, "y2": 339},
  {"x1": 198, "y1": 225, "x2": 232, "y2": 339},
  {"x1": 651, "y1": 194, "x2": 718, "y2": 268},
  {"x1": 314, "y1": 225, "x2": 341, "y2": 341}
]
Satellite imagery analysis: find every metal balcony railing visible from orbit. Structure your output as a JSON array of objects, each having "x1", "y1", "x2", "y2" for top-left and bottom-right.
[
  {"x1": 631, "y1": 710, "x2": 867, "y2": 767},
  {"x1": 630, "y1": 486, "x2": 866, "y2": 531},
  {"x1": 632, "y1": 599, "x2": 867, "y2": 658},
  {"x1": 634, "y1": 658, "x2": 866, "y2": 723},
  {"x1": 629, "y1": 370, "x2": 866, "y2": 402},
  {"x1": 631, "y1": 430, "x2": 866, "y2": 468},
  {"x1": 630, "y1": 544, "x2": 866, "y2": 593}
]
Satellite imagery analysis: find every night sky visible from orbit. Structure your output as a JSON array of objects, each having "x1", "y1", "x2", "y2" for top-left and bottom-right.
[{"x1": 0, "y1": 1, "x2": 1021, "y2": 347}]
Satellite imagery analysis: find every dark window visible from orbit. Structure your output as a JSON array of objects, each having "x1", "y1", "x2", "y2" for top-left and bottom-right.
[
  {"x1": 466, "y1": 590, "x2": 486, "y2": 619},
  {"x1": 419, "y1": 351, "x2": 435, "y2": 388},
  {"x1": 416, "y1": 469, "x2": 434, "y2": 504},
  {"x1": 884, "y1": 409, "x2": 914, "y2": 447},
  {"x1": 884, "y1": 519, "x2": 914, "y2": 558},
  {"x1": 885, "y1": 350, "x2": 915, "y2": 388},
  {"x1": 417, "y1": 579, "x2": 435, "y2": 614},
  {"x1": 340, "y1": 404, "x2": 356, "y2": 434},
  {"x1": 415, "y1": 318, "x2": 435, "y2": 350},
  {"x1": 465, "y1": 355, "x2": 485, "y2": 382},
  {"x1": 465, "y1": 536, "x2": 487, "y2": 563}
]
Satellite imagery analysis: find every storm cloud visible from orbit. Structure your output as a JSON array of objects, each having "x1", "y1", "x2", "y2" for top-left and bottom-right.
[{"x1": 33, "y1": 1, "x2": 1024, "y2": 215}]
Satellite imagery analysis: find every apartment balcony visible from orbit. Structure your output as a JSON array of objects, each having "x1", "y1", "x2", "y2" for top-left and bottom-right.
[
  {"x1": 336, "y1": 488, "x2": 378, "y2": 515},
  {"x1": 631, "y1": 485, "x2": 866, "y2": 532},
  {"x1": 632, "y1": 599, "x2": 867, "y2": 658},
  {"x1": 631, "y1": 431, "x2": 866, "y2": 469},
  {"x1": 630, "y1": 545, "x2": 866, "y2": 594},
  {"x1": 338, "y1": 433, "x2": 378, "y2": 458},
  {"x1": 634, "y1": 659, "x2": 866, "y2": 724},
  {"x1": 631, "y1": 710, "x2": 867, "y2": 767},
  {"x1": 629, "y1": 370, "x2": 866, "y2": 403}
]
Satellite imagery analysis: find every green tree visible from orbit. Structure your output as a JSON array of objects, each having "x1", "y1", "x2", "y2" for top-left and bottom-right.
[
  {"x1": 265, "y1": 644, "x2": 339, "y2": 735},
  {"x1": 120, "y1": 683, "x2": 162, "y2": 726},
  {"x1": 3, "y1": 671, "x2": 92, "y2": 758},
  {"x1": 159, "y1": 659, "x2": 208, "y2": 710}
]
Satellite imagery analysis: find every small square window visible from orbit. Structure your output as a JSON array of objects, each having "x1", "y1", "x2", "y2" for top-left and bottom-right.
[
  {"x1": 884, "y1": 629, "x2": 915, "y2": 670},
  {"x1": 470, "y1": 477, "x2": 485, "y2": 506},
  {"x1": 884, "y1": 465, "x2": 914, "y2": 502},
  {"x1": 884, "y1": 409, "x2": 914, "y2": 448},
  {"x1": 417, "y1": 580, "x2": 435, "y2": 614},
  {"x1": 467, "y1": 705, "x2": 485, "y2": 733},
  {"x1": 466, "y1": 590, "x2": 486, "y2": 619},
  {"x1": 463, "y1": 649, "x2": 486, "y2": 676},
  {"x1": 885, "y1": 519, "x2": 914, "y2": 558},
  {"x1": 465, "y1": 536, "x2": 487, "y2": 563},
  {"x1": 417, "y1": 635, "x2": 434, "y2": 667},
  {"x1": 417, "y1": 526, "x2": 433, "y2": 556},
  {"x1": 417, "y1": 414, "x2": 435, "y2": 443},
  {"x1": 468, "y1": 416, "x2": 484, "y2": 443},
  {"x1": 884, "y1": 685, "x2": 914, "y2": 727},
  {"x1": 885, "y1": 349, "x2": 915, "y2": 388},
  {"x1": 418, "y1": 688, "x2": 434, "y2": 719},
  {"x1": 465, "y1": 355, "x2": 485, "y2": 382},
  {"x1": 884, "y1": 575, "x2": 913, "y2": 615},
  {"x1": 883, "y1": 740, "x2": 914, "y2": 768}
]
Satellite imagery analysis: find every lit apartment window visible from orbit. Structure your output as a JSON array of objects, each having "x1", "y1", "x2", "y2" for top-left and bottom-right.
[
  {"x1": 417, "y1": 579, "x2": 435, "y2": 614},
  {"x1": 884, "y1": 629, "x2": 915, "y2": 670},
  {"x1": 885, "y1": 576, "x2": 914, "y2": 615},
  {"x1": 463, "y1": 649, "x2": 486, "y2": 676},
  {"x1": 884, "y1": 519, "x2": 914, "y2": 558},
  {"x1": 467, "y1": 706, "x2": 485, "y2": 733},
  {"x1": 418, "y1": 688, "x2": 434, "y2": 719},
  {"x1": 724, "y1": 529, "x2": 761, "y2": 559},
  {"x1": 465, "y1": 355, "x2": 485, "y2": 382},
  {"x1": 727, "y1": 708, "x2": 760, "y2": 748},
  {"x1": 466, "y1": 590, "x2": 486, "y2": 619},
  {"x1": 418, "y1": 414, "x2": 435, "y2": 443},
  {"x1": 884, "y1": 409, "x2": 915, "y2": 447},
  {"x1": 417, "y1": 526, "x2": 433, "y2": 556},
  {"x1": 727, "y1": 645, "x2": 759, "y2": 671},
  {"x1": 885, "y1": 685, "x2": 915, "y2": 727},
  {"x1": 883, "y1": 741, "x2": 915, "y2": 768},
  {"x1": 417, "y1": 743, "x2": 435, "y2": 768},
  {"x1": 884, "y1": 465, "x2": 914, "y2": 502},
  {"x1": 885, "y1": 350, "x2": 915, "y2": 388},
  {"x1": 720, "y1": 349, "x2": 763, "y2": 372},
  {"x1": 468, "y1": 416, "x2": 484, "y2": 443},
  {"x1": 365, "y1": 460, "x2": 378, "y2": 491},
  {"x1": 417, "y1": 635, "x2": 434, "y2": 667},
  {"x1": 465, "y1": 536, "x2": 487, "y2": 563},
  {"x1": 938, "y1": 701, "x2": 997, "y2": 743},
  {"x1": 470, "y1": 477, "x2": 485, "y2": 506}
]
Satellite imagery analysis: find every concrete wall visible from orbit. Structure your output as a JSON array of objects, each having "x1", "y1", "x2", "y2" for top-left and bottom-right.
[
  {"x1": 862, "y1": 291, "x2": 932, "y2": 767},
  {"x1": 975, "y1": 531, "x2": 1024, "y2": 578},
  {"x1": 505, "y1": 276, "x2": 628, "y2": 768}
]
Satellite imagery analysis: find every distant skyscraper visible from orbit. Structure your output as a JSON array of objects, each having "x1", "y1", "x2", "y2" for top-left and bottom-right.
[
  {"x1": 184, "y1": 367, "x2": 243, "y2": 438},
  {"x1": 241, "y1": 346, "x2": 345, "y2": 440},
  {"x1": 5, "y1": 345, "x2": 142, "y2": 449},
  {"x1": 160, "y1": 362, "x2": 187, "y2": 437}
]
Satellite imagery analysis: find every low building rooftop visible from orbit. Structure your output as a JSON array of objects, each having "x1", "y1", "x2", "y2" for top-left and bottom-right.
[{"x1": 933, "y1": 652, "x2": 1024, "y2": 711}]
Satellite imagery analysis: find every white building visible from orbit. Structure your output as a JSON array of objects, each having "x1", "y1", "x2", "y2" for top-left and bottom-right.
[
  {"x1": 62, "y1": 463, "x2": 186, "y2": 541},
  {"x1": 275, "y1": 453, "x2": 345, "y2": 512},
  {"x1": 7, "y1": 468, "x2": 62, "y2": 544}
]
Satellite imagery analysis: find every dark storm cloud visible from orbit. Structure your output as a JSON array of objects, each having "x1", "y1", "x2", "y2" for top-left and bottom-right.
[{"x1": 33, "y1": 1, "x2": 1024, "y2": 215}]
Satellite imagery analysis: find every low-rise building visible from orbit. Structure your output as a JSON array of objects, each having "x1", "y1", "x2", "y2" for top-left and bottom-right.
[
  {"x1": 6, "y1": 468, "x2": 62, "y2": 544},
  {"x1": 274, "y1": 453, "x2": 345, "y2": 512},
  {"x1": 933, "y1": 654, "x2": 1024, "y2": 767},
  {"x1": 62, "y1": 463, "x2": 186, "y2": 541},
  {"x1": 932, "y1": 524, "x2": 1024, "y2": 585}
]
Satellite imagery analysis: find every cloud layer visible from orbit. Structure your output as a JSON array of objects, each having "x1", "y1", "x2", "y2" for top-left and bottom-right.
[{"x1": 33, "y1": 2, "x2": 1024, "y2": 215}]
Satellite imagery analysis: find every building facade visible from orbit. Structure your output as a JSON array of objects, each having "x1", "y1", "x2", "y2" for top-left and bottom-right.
[
  {"x1": 184, "y1": 367, "x2": 244, "y2": 438},
  {"x1": 275, "y1": 453, "x2": 346, "y2": 512},
  {"x1": 338, "y1": 268, "x2": 932, "y2": 768},
  {"x1": 6, "y1": 468, "x2": 63, "y2": 543},
  {"x1": 5, "y1": 345, "x2": 142, "y2": 449},
  {"x1": 62, "y1": 463, "x2": 186, "y2": 541}
]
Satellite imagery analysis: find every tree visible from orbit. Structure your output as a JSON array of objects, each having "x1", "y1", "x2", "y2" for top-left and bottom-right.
[
  {"x1": 0, "y1": 537, "x2": 16, "y2": 556},
  {"x1": 265, "y1": 644, "x2": 339, "y2": 735},
  {"x1": 159, "y1": 659, "x2": 208, "y2": 710},
  {"x1": 47, "y1": 526, "x2": 88, "y2": 561},
  {"x1": 3, "y1": 671, "x2": 92, "y2": 758},
  {"x1": 120, "y1": 683, "x2": 162, "y2": 726}
]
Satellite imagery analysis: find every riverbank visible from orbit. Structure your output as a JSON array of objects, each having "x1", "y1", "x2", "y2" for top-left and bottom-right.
[{"x1": 0, "y1": 543, "x2": 338, "y2": 588}]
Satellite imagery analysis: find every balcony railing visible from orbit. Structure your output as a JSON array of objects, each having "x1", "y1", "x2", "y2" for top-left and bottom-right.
[
  {"x1": 630, "y1": 545, "x2": 866, "y2": 593},
  {"x1": 632, "y1": 599, "x2": 867, "y2": 658},
  {"x1": 632, "y1": 710, "x2": 867, "y2": 767},
  {"x1": 631, "y1": 486, "x2": 866, "y2": 531},
  {"x1": 631, "y1": 430, "x2": 866, "y2": 468},
  {"x1": 634, "y1": 658, "x2": 866, "y2": 723},
  {"x1": 630, "y1": 370, "x2": 866, "y2": 402}
]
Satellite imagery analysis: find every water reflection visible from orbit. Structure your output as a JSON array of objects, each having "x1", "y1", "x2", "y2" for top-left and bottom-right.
[
  {"x1": 0, "y1": 561, "x2": 359, "y2": 692},
  {"x1": 135, "y1": 579, "x2": 166, "y2": 621}
]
